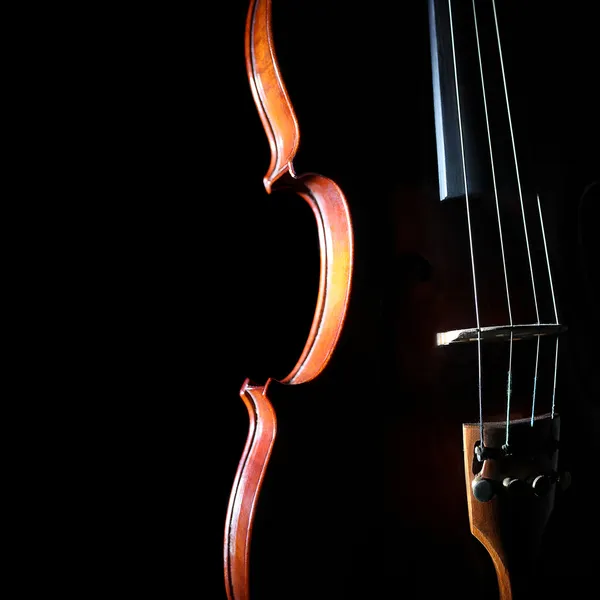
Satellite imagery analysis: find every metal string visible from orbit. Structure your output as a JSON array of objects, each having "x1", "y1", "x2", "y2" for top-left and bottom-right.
[
  {"x1": 537, "y1": 195, "x2": 559, "y2": 324},
  {"x1": 472, "y1": 0, "x2": 514, "y2": 448},
  {"x1": 506, "y1": 334, "x2": 513, "y2": 445},
  {"x1": 531, "y1": 337, "x2": 540, "y2": 426},
  {"x1": 537, "y1": 194, "x2": 560, "y2": 418},
  {"x1": 448, "y1": 0, "x2": 484, "y2": 446},
  {"x1": 492, "y1": 0, "x2": 541, "y2": 426},
  {"x1": 551, "y1": 338, "x2": 560, "y2": 419}
]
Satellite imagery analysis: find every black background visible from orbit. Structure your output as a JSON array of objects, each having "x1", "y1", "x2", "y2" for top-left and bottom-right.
[{"x1": 22, "y1": 1, "x2": 598, "y2": 598}]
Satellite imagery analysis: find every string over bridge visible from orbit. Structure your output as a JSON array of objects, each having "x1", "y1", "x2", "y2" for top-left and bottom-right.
[{"x1": 436, "y1": 323, "x2": 566, "y2": 346}]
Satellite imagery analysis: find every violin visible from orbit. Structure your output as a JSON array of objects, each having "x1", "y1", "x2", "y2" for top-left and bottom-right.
[{"x1": 225, "y1": 1, "x2": 598, "y2": 598}]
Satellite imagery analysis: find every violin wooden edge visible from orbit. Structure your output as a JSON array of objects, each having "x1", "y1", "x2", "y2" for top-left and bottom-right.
[
  {"x1": 228, "y1": 3, "x2": 354, "y2": 600},
  {"x1": 224, "y1": 380, "x2": 277, "y2": 600},
  {"x1": 245, "y1": 0, "x2": 354, "y2": 386},
  {"x1": 280, "y1": 173, "x2": 354, "y2": 385},
  {"x1": 245, "y1": 0, "x2": 300, "y2": 193}
]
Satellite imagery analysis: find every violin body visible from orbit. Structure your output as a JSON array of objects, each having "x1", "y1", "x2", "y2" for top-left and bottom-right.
[{"x1": 227, "y1": 1, "x2": 598, "y2": 598}]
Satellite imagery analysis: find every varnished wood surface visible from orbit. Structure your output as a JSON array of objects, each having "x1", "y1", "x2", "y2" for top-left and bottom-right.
[
  {"x1": 245, "y1": 0, "x2": 299, "y2": 191},
  {"x1": 224, "y1": 1, "x2": 354, "y2": 598},
  {"x1": 243, "y1": 0, "x2": 353, "y2": 385},
  {"x1": 224, "y1": 381, "x2": 276, "y2": 600}
]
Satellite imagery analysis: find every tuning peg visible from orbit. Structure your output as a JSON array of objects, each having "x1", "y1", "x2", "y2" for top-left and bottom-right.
[{"x1": 472, "y1": 476, "x2": 496, "y2": 502}]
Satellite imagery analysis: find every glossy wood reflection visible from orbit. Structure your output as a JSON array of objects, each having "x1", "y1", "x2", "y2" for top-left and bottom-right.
[{"x1": 224, "y1": 1, "x2": 354, "y2": 598}]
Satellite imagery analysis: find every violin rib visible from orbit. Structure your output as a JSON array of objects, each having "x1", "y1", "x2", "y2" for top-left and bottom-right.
[
  {"x1": 280, "y1": 173, "x2": 353, "y2": 385},
  {"x1": 224, "y1": 1, "x2": 353, "y2": 598},
  {"x1": 245, "y1": 0, "x2": 299, "y2": 192},
  {"x1": 224, "y1": 380, "x2": 276, "y2": 600}
]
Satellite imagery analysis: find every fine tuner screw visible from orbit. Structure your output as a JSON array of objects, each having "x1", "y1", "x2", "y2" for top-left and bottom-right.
[
  {"x1": 529, "y1": 470, "x2": 572, "y2": 494},
  {"x1": 473, "y1": 471, "x2": 571, "y2": 502},
  {"x1": 499, "y1": 474, "x2": 552, "y2": 496},
  {"x1": 529, "y1": 474, "x2": 552, "y2": 496},
  {"x1": 502, "y1": 477, "x2": 528, "y2": 494}
]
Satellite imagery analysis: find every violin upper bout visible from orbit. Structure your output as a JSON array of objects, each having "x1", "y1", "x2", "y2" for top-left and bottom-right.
[
  {"x1": 244, "y1": 0, "x2": 353, "y2": 386},
  {"x1": 245, "y1": 0, "x2": 300, "y2": 193}
]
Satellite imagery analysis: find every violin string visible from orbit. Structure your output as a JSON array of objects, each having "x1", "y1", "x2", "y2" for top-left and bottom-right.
[
  {"x1": 537, "y1": 195, "x2": 559, "y2": 323},
  {"x1": 492, "y1": 0, "x2": 539, "y2": 324},
  {"x1": 492, "y1": 0, "x2": 541, "y2": 426},
  {"x1": 472, "y1": 0, "x2": 514, "y2": 447},
  {"x1": 448, "y1": 0, "x2": 484, "y2": 446},
  {"x1": 551, "y1": 339, "x2": 559, "y2": 419},
  {"x1": 530, "y1": 336, "x2": 540, "y2": 426},
  {"x1": 537, "y1": 194, "x2": 560, "y2": 418},
  {"x1": 506, "y1": 332, "x2": 513, "y2": 447}
]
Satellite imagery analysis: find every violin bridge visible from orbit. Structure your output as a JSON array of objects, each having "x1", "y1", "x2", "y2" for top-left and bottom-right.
[{"x1": 436, "y1": 323, "x2": 566, "y2": 346}]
